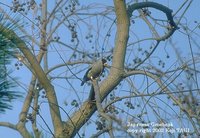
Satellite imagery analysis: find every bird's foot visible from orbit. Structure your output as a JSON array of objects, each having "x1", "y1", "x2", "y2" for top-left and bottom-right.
[{"x1": 90, "y1": 76, "x2": 94, "y2": 80}]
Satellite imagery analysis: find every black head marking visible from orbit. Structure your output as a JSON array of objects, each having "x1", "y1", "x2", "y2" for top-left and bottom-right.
[{"x1": 101, "y1": 58, "x2": 107, "y2": 64}]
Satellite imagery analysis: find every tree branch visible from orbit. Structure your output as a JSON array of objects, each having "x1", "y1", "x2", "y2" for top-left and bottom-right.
[
  {"x1": 92, "y1": 79, "x2": 114, "y2": 138},
  {"x1": 0, "y1": 122, "x2": 17, "y2": 130},
  {"x1": 2, "y1": 23, "x2": 63, "y2": 137},
  {"x1": 127, "y1": 2, "x2": 178, "y2": 41},
  {"x1": 124, "y1": 69, "x2": 200, "y2": 135},
  {"x1": 64, "y1": 0, "x2": 129, "y2": 137}
]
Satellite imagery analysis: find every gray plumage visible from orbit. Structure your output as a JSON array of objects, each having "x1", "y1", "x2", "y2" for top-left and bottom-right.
[{"x1": 81, "y1": 59, "x2": 107, "y2": 86}]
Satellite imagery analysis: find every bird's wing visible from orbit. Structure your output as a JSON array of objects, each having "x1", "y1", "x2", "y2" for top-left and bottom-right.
[
  {"x1": 83, "y1": 67, "x2": 92, "y2": 80},
  {"x1": 90, "y1": 60, "x2": 104, "y2": 78},
  {"x1": 81, "y1": 67, "x2": 92, "y2": 86}
]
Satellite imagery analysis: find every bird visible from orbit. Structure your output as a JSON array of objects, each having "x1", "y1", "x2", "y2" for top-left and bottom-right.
[{"x1": 81, "y1": 59, "x2": 107, "y2": 86}]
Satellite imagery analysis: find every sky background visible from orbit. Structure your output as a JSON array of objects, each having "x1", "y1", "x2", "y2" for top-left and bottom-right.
[{"x1": 0, "y1": 0, "x2": 200, "y2": 137}]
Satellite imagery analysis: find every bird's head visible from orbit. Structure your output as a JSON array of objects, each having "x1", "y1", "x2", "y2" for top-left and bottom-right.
[{"x1": 101, "y1": 58, "x2": 108, "y2": 67}]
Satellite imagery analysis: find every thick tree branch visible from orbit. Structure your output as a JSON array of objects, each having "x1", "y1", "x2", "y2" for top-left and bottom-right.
[
  {"x1": 64, "y1": 0, "x2": 129, "y2": 137},
  {"x1": 127, "y1": 2, "x2": 178, "y2": 41},
  {"x1": 17, "y1": 76, "x2": 36, "y2": 137},
  {"x1": 1, "y1": 25, "x2": 63, "y2": 137},
  {"x1": 112, "y1": 0, "x2": 129, "y2": 70},
  {"x1": 0, "y1": 122, "x2": 17, "y2": 130},
  {"x1": 92, "y1": 79, "x2": 114, "y2": 138},
  {"x1": 0, "y1": 121, "x2": 32, "y2": 138}
]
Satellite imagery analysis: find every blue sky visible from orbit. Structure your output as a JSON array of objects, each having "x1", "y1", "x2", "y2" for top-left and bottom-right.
[{"x1": 0, "y1": 0, "x2": 200, "y2": 137}]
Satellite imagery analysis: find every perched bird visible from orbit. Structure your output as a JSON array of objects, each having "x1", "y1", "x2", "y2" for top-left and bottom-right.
[{"x1": 81, "y1": 59, "x2": 107, "y2": 86}]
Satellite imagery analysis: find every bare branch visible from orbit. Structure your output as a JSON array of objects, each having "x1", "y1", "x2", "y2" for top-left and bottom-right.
[{"x1": 0, "y1": 122, "x2": 17, "y2": 130}]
